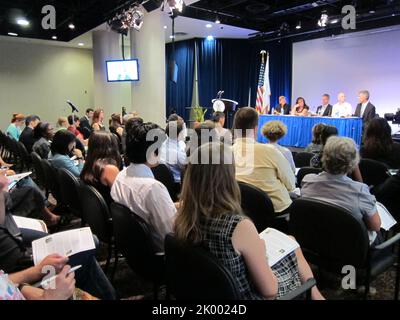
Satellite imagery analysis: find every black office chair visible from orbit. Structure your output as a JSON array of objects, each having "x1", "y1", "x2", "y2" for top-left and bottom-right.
[
  {"x1": 31, "y1": 152, "x2": 46, "y2": 190},
  {"x1": 165, "y1": 234, "x2": 317, "y2": 300},
  {"x1": 110, "y1": 202, "x2": 165, "y2": 299},
  {"x1": 238, "y1": 182, "x2": 277, "y2": 233},
  {"x1": 290, "y1": 198, "x2": 400, "y2": 299},
  {"x1": 41, "y1": 159, "x2": 63, "y2": 205},
  {"x1": 78, "y1": 184, "x2": 114, "y2": 273},
  {"x1": 152, "y1": 164, "x2": 178, "y2": 202},
  {"x1": 57, "y1": 168, "x2": 82, "y2": 219},
  {"x1": 297, "y1": 167, "x2": 323, "y2": 187},
  {"x1": 294, "y1": 152, "x2": 315, "y2": 168},
  {"x1": 359, "y1": 159, "x2": 390, "y2": 187},
  {"x1": 16, "y1": 142, "x2": 31, "y2": 172}
]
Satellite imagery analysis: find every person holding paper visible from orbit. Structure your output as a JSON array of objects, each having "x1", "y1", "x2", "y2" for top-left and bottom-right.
[
  {"x1": 301, "y1": 137, "x2": 382, "y2": 244},
  {"x1": 174, "y1": 142, "x2": 324, "y2": 300}
]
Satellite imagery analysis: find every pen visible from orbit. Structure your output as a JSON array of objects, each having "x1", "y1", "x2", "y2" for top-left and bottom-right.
[{"x1": 33, "y1": 265, "x2": 82, "y2": 288}]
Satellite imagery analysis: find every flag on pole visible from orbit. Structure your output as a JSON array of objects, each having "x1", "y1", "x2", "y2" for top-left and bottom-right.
[{"x1": 256, "y1": 51, "x2": 271, "y2": 115}]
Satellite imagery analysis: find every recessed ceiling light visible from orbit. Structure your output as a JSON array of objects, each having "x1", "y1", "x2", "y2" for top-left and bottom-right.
[
  {"x1": 78, "y1": 42, "x2": 84, "y2": 46},
  {"x1": 330, "y1": 19, "x2": 339, "y2": 24},
  {"x1": 215, "y1": 18, "x2": 221, "y2": 24},
  {"x1": 68, "y1": 23, "x2": 75, "y2": 30},
  {"x1": 8, "y1": 32, "x2": 18, "y2": 37},
  {"x1": 296, "y1": 21, "x2": 302, "y2": 29},
  {"x1": 164, "y1": 25, "x2": 168, "y2": 29},
  {"x1": 206, "y1": 24, "x2": 212, "y2": 28},
  {"x1": 206, "y1": 35, "x2": 214, "y2": 41},
  {"x1": 16, "y1": 18, "x2": 30, "y2": 26},
  {"x1": 169, "y1": 35, "x2": 175, "y2": 39},
  {"x1": 52, "y1": 36, "x2": 57, "y2": 40},
  {"x1": 369, "y1": 10, "x2": 376, "y2": 14}
]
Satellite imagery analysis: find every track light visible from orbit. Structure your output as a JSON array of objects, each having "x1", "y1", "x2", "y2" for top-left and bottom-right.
[
  {"x1": 215, "y1": 16, "x2": 221, "y2": 24},
  {"x1": 16, "y1": 18, "x2": 30, "y2": 27},
  {"x1": 318, "y1": 12, "x2": 329, "y2": 27},
  {"x1": 166, "y1": 0, "x2": 185, "y2": 13},
  {"x1": 108, "y1": 5, "x2": 144, "y2": 35},
  {"x1": 68, "y1": 23, "x2": 75, "y2": 30},
  {"x1": 296, "y1": 21, "x2": 302, "y2": 29}
]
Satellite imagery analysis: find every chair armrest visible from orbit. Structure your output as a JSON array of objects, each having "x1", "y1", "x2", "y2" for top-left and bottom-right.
[
  {"x1": 373, "y1": 233, "x2": 400, "y2": 251},
  {"x1": 278, "y1": 278, "x2": 316, "y2": 300}
]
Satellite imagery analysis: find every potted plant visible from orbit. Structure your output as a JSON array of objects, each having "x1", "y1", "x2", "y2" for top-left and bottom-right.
[{"x1": 192, "y1": 106, "x2": 207, "y2": 128}]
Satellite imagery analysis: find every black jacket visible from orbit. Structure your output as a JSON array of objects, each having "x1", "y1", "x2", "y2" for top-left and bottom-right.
[
  {"x1": 19, "y1": 127, "x2": 36, "y2": 153},
  {"x1": 79, "y1": 116, "x2": 93, "y2": 139},
  {"x1": 316, "y1": 104, "x2": 333, "y2": 117},
  {"x1": 274, "y1": 104, "x2": 291, "y2": 115},
  {"x1": 354, "y1": 102, "x2": 376, "y2": 123}
]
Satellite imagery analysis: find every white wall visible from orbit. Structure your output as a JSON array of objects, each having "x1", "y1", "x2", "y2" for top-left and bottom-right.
[
  {"x1": 0, "y1": 39, "x2": 94, "y2": 130},
  {"x1": 292, "y1": 26, "x2": 400, "y2": 115}
]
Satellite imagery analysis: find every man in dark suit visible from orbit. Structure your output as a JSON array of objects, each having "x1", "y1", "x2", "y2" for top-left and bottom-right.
[
  {"x1": 316, "y1": 94, "x2": 333, "y2": 117},
  {"x1": 354, "y1": 90, "x2": 376, "y2": 124},
  {"x1": 273, "y1": 96, "x2": 291, "y2": 115},
  {"x1": 79, "y1": 108, "x2": 94, "y2": 139},
  {"x1": 19, "y1": 115, "x2": 40, "y2": 153}
]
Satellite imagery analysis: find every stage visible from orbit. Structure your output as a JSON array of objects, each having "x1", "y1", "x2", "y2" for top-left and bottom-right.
[{"x1": 257, "y1": 115, "x2": 363, "y2": 148}]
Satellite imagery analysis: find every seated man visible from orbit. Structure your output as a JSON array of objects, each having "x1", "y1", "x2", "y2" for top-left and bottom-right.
[
  {"x1": 273, "y1": 96, "x2": 291, "y2": 115},
  {"x1": 19, "y1": 115, "x2": 41, "y2": 153},
  {"x1": 232, "y1": 107, "x2": 296, "y2": 214},
  {"x1": 0, "y1": 175, "x2": 116, "y2": 299},
  {"x1": 315, "y1": 94, "x2": 333, "y2": 117},
  {"x1": 111, "y1": 122, "x2": 176, "y2": 252},
  {"x1": 301, "y1": 137, "x2": 381, "y2": 244}
]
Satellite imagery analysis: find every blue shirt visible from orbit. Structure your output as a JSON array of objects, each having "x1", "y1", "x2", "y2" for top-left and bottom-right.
[
  {"x1": 50, "y1": 153, "x2": 83, "y2": 178},
  {"x1": 6, "y1": 124, "x2": 21, "y2": 141}
]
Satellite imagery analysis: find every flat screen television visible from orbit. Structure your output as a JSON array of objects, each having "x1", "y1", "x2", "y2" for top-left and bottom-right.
[{"x1": 106, "y1": 59, "x2": 140, "y2": 82}]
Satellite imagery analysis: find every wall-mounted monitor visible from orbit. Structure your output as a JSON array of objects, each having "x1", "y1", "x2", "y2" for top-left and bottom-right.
[{"x1": 106, "y1": 59, "x2": 140, "y2": 82}]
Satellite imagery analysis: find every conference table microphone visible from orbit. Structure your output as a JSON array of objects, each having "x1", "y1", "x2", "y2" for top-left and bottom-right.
[{"x1": 67, "y1": 100, "x2": 79, "y2": 113}]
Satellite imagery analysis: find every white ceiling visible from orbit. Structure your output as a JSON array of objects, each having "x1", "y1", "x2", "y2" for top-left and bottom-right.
[{"x1": 0, "y1": 4, "x2": 257, "y2": 50}]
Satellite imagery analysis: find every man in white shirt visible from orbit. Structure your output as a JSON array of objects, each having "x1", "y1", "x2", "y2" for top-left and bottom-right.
[
  {"x1": 332, "y1": 92, "x2": 353, "y2": 118},
  {"x1": 212, "y1": 112, "x2": 233, "y2": 145},
  {"x1": 111, "y1": 123, "x2": 176, "y2": 252},
  {"x1": 160, "y1": 120, "x2": 187, "y2": 183}
]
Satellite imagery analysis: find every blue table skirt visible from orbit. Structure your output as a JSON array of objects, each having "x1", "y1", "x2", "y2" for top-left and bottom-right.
[{"x1": 257, "y1": 115, "x2": 363, "y2": 148}]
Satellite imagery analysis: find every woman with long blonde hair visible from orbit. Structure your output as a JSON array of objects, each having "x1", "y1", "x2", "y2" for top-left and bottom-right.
[{"x1": 174, "y1": 142, "x2": 324, "y2": 300}]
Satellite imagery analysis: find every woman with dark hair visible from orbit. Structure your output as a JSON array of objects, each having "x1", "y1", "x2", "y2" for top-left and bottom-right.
[
  {"x1": 92, "y1": 109, "x2": 106, "y2": 131},
  {"x1": 174, "y1": 142, "x2": 324, "y2": 300},
  {"x1": 81, "y1": 131, "x2": 121, "y2": 207},
  {"x1": 361, "y1": 118, "x2": 400, "y2": 168},
  {"x1": 304, "y1": 123, "x2": 326, "y2": 154},
  {"x1": 50, "y1": 130, "x2": 84, "y2": 177},
  {"x1": 291, "y1": 97, "x2": 310, "y2": 116},
  {"x1": 32, "y1": 122, "x2": 54, "y2": 159},
  {"x1": 109, "y1": 113, "x2": 124, "y2": 138}
]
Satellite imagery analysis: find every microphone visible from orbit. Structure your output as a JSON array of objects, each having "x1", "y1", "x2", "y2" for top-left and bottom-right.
[{"x1": 67, "y1": 100, "x2": 79, "y2": 113}]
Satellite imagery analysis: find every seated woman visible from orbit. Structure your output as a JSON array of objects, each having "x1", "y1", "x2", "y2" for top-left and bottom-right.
[
  {"x1": 301, "y1": 137, "x2": 381, "y2": 244},
  {"x1": 174, "y1": 142, "x2": 324, "y2": 300},
  {"x1": 50, "y1": 130, "x2": 84, "y2": 178},
  {"x1": 32, "y1": 122, "x2": 54, "y2": 159},
  {"x1": 56, "y1": 117, "x2": 69, "y2": 131},
  {"x1": 80, "y1": 131, "x2": 121, "y2": 207},
  {"x1": 92, "y1": 109, "x2": 106, "y2": 131},
  {"x1": 109, "y1": 113, "x2": 124, "y2": 138},
  {"x1": 262, "y1": 121, "x2": 295, "y2": 174},
  {"x1": 6, "y1": 113, "x2": 25, "y2": 140},
  {"x1": 361, "y1": 118, "x2": 400, "y2": 169},
  {"x1": 291, "y1": 97, "x2": 310, "y2": 116},
  {"x1": 310, "y1": 125, "x2": 363, "y2": 182},
  {"x1": 304, "y1": 123, "x2": 325, "y2": 154}
]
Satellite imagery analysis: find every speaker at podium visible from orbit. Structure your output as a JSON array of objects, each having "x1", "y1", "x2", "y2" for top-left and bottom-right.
[{"x1": 212, "y1": 91, "x2": 238, "y2": 129}]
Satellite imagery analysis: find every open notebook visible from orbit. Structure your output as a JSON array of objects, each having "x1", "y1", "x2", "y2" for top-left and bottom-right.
[{"x1": 259, "y1": 228, "x2": 300, "y2": 267}]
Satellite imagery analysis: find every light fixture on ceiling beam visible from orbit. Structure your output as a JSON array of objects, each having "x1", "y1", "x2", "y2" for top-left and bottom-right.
[
  {"x1": 8, "y1": 32, "x2": 18, "y2": 36},
  {"x1": 166, "y1": 0, "x2": 185, "y2": 13},
  {"x1": 68, "y1": 23, "x2": 75, "y2": 30},
  {"x1": 296, "y1": 21, "x2": 302, "y2": 29},
  {"x1": 108, "y1": 5, "x2": 144, "y2": 35},
  {"x1": 318, "y1": 11, "x2": 328, "y2": 27},
  {"x1": 16, "y1": 18, "x2": 30, "y2": 27},
  {"x1": 52, "y1": 35, "x2": 57, "y2": 40}
]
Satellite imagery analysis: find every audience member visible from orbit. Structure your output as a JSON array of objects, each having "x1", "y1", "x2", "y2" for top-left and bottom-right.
[
  {"x1": 174, "y1": 142, "x2": 324, "y2": 300},
  {"x1": 111, "y1": 122, "x2": 175, "y2": 252},
  {"x1": 79, "y1": 108, "x2": 94, "y2": 139},
  {"x1": 212, "y1": 111, "x2": 232, "y2": 144},
  {"x1": 304, "y1": 123, "x2": 326, "y2": 154},
  {"x1": 81, "y1": 131, "x2": 121, "y2": 207},
  {"x1": 262, "y1": 121, "x2": 295, "y2": 173},
  {"x1": 6, "y1": 113, "x2": 25, "y2": 140},
  {"x1": 50, "y1": 130, "x2": 84, "y2": 177},
  {"x1": 109, "y1": 113, "x2": 124, "y2": 138},
  {"x1": 32, "y1": 122, "x2": 54, "y2": 159},
  {"x1": 92, "y1": 109, "x2": 106, "y2": 131},
  {"x1": 301, "y1": 137, "x2": 381, "y2": 244},
  {"x1": 232, "y1": 107, "x2": 296, "y2": 214},
  {"x1": 56, "y1": 117, "x2": 68, "y2": 131},
  {"x1": 68, "y1": 115, "x2": 85, "y2": 141},
  {"x1": 19, "y1": 115, "x2": 41, "y2": 153}
]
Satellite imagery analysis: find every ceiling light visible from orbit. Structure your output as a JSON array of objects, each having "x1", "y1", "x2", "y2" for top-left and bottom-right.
[
  {"x1": 8, "y1": 32, "x2": 18, "y2": 37},
  {"x1": 170, "y1": 35, "x2": 175, "y2": 39},
  {"x1": 215, "y1": 17, "x2": 221, "y2": 24},
  {"x1": 78, "y1": 43, "x2": 84, "y2": 46},
  {"x1": 330, "y1": 19, "x2": 339, "y2": 24},
  {"x1": 296, "y1": 21, "x2": 302, "y2": 29},
  {"x1": 68, "y1": 23, "x2": 75, "y2": 30},
  {"x1": 167, "y1": 0, "x2": 184, "y2": 13},
  {"x1": 318, "y1": 12, "x2": 329, "y2": 27},
  {"x1": 108, "y1": 5, "x2": 144, "y2": 34},
  {"x1": 164, "y1": 25, "x2": 168, "y2": 29},
  {"x1": 16, "y1": 18, "x2": 30, "y2": 27},
  {"x1": 52, "y1": 35, "x2": 57, "y2": 40},
  {"x1": 206, "y1": 23, "x2": 212, "y2": 28},
  {"x1": 206, "y1": 35, "x2": 214, "y2": 41}
]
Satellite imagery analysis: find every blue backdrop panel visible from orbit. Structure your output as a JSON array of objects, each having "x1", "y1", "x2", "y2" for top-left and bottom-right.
[{"x1": 257, "y1": 115, "x2": 363, "y2": 148}]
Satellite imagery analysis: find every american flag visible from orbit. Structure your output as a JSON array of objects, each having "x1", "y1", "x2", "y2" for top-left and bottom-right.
[{"x1": 256, "y1": 51, "x2": 271, "y2": 114}]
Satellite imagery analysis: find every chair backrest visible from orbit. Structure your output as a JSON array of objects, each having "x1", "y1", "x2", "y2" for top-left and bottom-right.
[
  {"x1": 57, "y1": 168, "x2": 82, "y2": 218},
  {"x1": 289, "y1": 198, "x2": 370, "y2": 270},
  {"x1": 41, "y1": 159, "x2": 62, "y2": 202},
  {"x1": 238, "y1": 182, "x2": 275, "y2": 232},
  {"x1": 359, "y1": 158, "x2": 390, "y2": 187},
  {"x1": 110, "y1": 202, "x2": 164, "y2": 282},
  {"x1": 78, "y1": 184, "x2": 112, "y2": 243},
  {"x1": 165, "y1": 234, "x2": 242, "y2": 300},
  {"x1": 294, "y1": 152, "x2": 315, "y2": 168},
  {"x1": 297, "y1": 167, "x2": 323, "y2": 186},
  {"x1": 151, "y1": 164, "x2": 178, "y2": 202}
]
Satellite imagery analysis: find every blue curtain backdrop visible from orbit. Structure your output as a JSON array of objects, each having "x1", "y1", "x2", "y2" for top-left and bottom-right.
[
  {"x1": 165, "y1": 39, "x2": 195, "y2": 121},
  {"x1": 165, "y1": 38, "x2": 293, "y2": 121}
]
